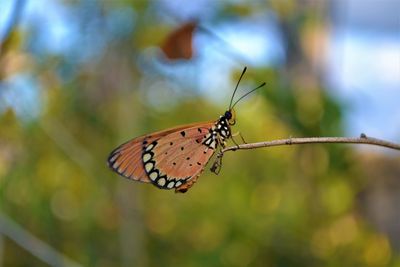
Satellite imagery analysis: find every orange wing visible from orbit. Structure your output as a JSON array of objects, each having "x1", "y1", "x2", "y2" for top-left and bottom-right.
[
  {"x1": 148, "y1": 124, "x2": 216, "y2": 192},
  {"x1": 107, "y1": 121, "x2": 214, "y2": 189}
]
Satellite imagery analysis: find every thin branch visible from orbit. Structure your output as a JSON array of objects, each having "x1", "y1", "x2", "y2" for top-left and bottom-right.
[
  {"x1": 211, "y1": 134, "x2": 400, "y2": 174},
  {"x1": 0, "y1": 212, "x2": 83, "y2": 267}
]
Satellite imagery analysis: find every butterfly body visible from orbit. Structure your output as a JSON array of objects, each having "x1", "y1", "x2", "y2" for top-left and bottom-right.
[
  {"x1": 202, "y1": 111, "x2": 233, "y2": 149},
  {"x1": 107, "y1": 111, "x2": 234, "y2": 193}
]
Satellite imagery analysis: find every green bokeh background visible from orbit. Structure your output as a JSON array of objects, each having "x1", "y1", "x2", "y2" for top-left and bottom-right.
[{"x1": 0, "y1": 1, "x2": 398, "y2": 266}]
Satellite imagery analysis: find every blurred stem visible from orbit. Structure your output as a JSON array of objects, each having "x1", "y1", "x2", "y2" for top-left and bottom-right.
[
  {"x1": 197, "y1": 24, "x2": 250, "y2": 66},
  {"x1": 0, "y1": 212, "x2": 83, "y2": 267},
  {"x1": 116, "y1": 182, "x2": 147, "y2": 267},
  {"x1": 0, "y1": 0, "x2": 26, "y2": 53},
  {"x1": 0, "y1": 234, "x2": 3, "y2": 267},
  {"x1": 113, "y1": 51, "x2": 147, "y2": 267},
  {"x1": 40, "y1": 119, "x2": 94, "y2": 173},
  {"x1": 211, "y1": 134, "x2": 400, "y2": 173}
]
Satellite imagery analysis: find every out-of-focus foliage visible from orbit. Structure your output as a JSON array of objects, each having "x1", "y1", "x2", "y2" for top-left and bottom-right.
[{"x1": 0, "y1": 1, "x2": 399, "y2": 267}]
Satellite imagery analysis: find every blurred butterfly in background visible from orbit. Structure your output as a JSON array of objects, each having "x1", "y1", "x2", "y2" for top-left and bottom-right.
[
  {"x1": 160, "y1": 21, "x2": 197, "y2": 60},
  {"x1": 107, "y1": 67, "x2": 265, "y2": 193}
]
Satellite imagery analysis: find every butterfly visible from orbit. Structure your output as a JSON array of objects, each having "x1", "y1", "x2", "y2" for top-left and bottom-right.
[{"x1": 107, "y1": 67, "x2": 265, "y2": 193}]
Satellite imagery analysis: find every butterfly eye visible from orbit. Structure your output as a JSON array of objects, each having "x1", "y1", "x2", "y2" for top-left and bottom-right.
[{"x1": 227, "y1": 109, "x2": 236, "y2": 125}]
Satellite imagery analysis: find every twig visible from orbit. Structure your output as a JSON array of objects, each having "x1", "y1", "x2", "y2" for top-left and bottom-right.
[
  {"x1": 0, "y1": 212, "x2": 83, "y2": 267},
  {"x1": 211, "y1": 133, "x2": 400, "y2": 174}
]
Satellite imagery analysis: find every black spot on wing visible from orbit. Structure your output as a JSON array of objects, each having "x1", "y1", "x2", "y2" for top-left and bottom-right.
[{"x1": 180, "y1": 131, "x2": 186, "y2": 137}]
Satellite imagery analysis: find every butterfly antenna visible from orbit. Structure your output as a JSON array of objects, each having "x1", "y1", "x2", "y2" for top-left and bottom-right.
[
  {"x1": 231, "y1": 82, "x2": 266, "y2": 109},
  {"x1": 229, "y1": 67, "x2": 247, "y2": 110}
]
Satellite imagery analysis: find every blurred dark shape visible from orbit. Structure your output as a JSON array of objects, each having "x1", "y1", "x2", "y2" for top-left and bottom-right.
[{"x1": 160, "y1": 21, "x2": 197, "y2": 60}]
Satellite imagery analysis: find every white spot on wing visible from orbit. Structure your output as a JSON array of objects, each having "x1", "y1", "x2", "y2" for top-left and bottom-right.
[
  {"x1": 145, "y1": 162, "x2": 154, "y2": 172},
  {"x1": 145, "y1": 143, "x2": 154, "y2": 151},
  {"x1": 158, "y1": 177, "x2": 166, "y2": 186},
  {"x1": 110, "y1": 154, "x2": 119, "y2": 162},
  {"x1": 175, "y1": 181, "x2": 182, "y2": 187},
  {"x1": 118, "y1": 165, "x2": 125, "y2": 174},
  {"x1": 149, "y1": 171, "x2": 158, "y2": 181},
  {"x1": 113, "y1": 161, "x2": 121, "y2": 170},
  {"x1": 142, "y1": 153, "x2": 151, "y2": 162},
  {"x1": 167, "y1": 181, "x2": 175, "y2": 189}
]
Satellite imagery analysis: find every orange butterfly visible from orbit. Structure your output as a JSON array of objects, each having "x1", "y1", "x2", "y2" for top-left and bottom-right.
[{"x1": 107, "y1": 67, "x2": 265, "y2": 193}]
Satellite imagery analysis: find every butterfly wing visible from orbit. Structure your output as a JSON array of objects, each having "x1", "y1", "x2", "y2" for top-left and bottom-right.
[
  {"x1": 144, "y1": 124, "x2": 216, "y2": 192},
  {"x1": 108, "y1": 135, "x2": 155, "y2": 183},
  {"x1": 107, "y1": 121, "x2": 216, "y2": 192}
]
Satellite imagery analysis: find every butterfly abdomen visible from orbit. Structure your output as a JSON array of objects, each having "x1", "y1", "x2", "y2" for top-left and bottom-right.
[
  {"x1": 216, "y1": 118, "x2": 231, "y2": 139},
  {"x1": 202, "y1": 117, "x2": 231, "y2": 149}
]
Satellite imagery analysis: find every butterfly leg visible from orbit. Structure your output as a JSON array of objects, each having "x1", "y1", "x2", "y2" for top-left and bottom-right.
[
  {"x1": 230, "y1": 131, "x2": 247, "y2": 150},
  {"x1": 232, "y1": 131, "x2": 247, "y2": 144},
  {"x1": 210, "y1": 150, "x2": 223, "y2": 175}
]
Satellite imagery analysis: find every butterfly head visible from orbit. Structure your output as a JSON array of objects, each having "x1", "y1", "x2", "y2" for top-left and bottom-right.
[{"x1": 224, "y1": 109, "x2": 236, "y2": 125}]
